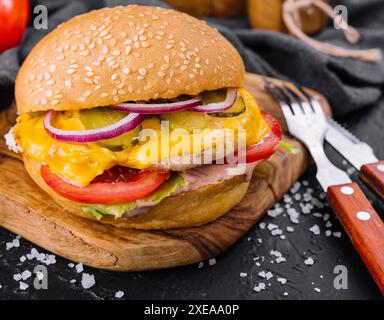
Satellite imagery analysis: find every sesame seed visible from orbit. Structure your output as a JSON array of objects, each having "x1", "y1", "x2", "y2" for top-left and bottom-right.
[
  {"x1": 125, "y1": 46, "x2": 132, "y2": 54},
  {"x1": 46, "y1": 79, "x2": 55, "y2": 85},
  {"x1": 49, "y1": 65, "x2": 56, "y2": 72},
  {"x1": 112, "y1": 49, "x2": 121, "y2": 56},
  {"x1": 67, "y1": 69, "x2": 76, "y2": 74},
  {"x1": 188, "y1": 73, "x2": 196, "y2": 79},
  {"x1": 157, "y1": 71, "x2": 165, "y2": 77},
  {"x1": 65, "y1": 80, "x2": 72, "y2": 88},
  {"x1": 56, "y1": 56, "x2": 65, "y2": 61},
  {"x1": 123, "y1": 68, "x2": 130, "y2": 75},
  {"x1": 102, "y1": 46, "x2": 108, "y2": 54},
  {"x1": 80, "y1": 50, "x2": 90, "y2": 56},
  {"x1": 41, "y1": 98, "x2": 47, "y2": 105},
  {"x1": 84, "y1": 78, "x2": 92, "y2": 84},
  {"x1": 138, "y1": 68, "x2": 147, "y2": 76},
  {"x1": 180, "y1": 65, "x2": 187, "y2": 71},
  {"x1": 84, "y1": 91, "x2": 91, "y2": 97},
  {"x1": 101, "y1": 93, "x2": 109, "y2": 98},
  {"x1": 111, "y1": 73, "x2": 118, "y2": 80},
  {"x1": 51, "y1": 100, "x2": 59, "y2": 105},
  {"x1": 142, "y1": 42, "x2": 149, "y2": 48}
]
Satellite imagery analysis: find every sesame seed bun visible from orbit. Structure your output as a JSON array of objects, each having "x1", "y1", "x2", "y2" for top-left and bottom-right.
[
  {"x1": 24, "y1": 156, "x2": 250, "y2": 230},
  {"x1": 15, "y1": 5, "x2": 245, "y2": 114}
]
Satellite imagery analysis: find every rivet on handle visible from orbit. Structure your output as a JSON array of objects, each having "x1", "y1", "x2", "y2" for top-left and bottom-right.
[
  {"x1": 340, "y1": 186, "x2": 354, "y2": 195},
  {"x1": 356, "y1": 211, "x2": 371, "y2": 221}
]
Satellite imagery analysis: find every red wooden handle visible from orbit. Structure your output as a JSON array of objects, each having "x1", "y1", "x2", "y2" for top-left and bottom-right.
[
  {"x1": 360, "y1": 160, "x2": 384, "y2": 203},
  {"x1": 327, "y1": 182, "x2": 384, "y2": 295}
]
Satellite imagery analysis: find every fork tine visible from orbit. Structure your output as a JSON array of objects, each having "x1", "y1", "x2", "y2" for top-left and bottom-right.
[
  {"x1": 294, "y1": 83, "x2": 324, "y2": 115},
  {"x1": 290, "y1": 84, "x2": 315, "y2": 114},
  {"x1": 263, "y1": 80, "x2": 293, "y2": 117},
  {"x1": 280, "y1": 86, "x2": 304, "y2": 116}
]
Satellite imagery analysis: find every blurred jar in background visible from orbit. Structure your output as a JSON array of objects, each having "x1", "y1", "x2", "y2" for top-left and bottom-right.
[
  {"x1": 247, "y1": 0, "x2": 329, "y2": 34},
  {"x1": 164, "y1": 0, "x2": 246, "y2": 17}
]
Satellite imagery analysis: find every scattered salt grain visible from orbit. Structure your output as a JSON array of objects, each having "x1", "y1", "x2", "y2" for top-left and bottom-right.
[
  {"x1": 81, "y1": 273, "x2": 95, "y2": 289},
  {"x1": 333, "y1": 232, "x2": 342, "y2": 238},
  {"x1": 325, "y1": 221, "x2": 332, "y2": 228},
  {"x1": 208, "y1": 258, "x2": 216, "y2": 266},
  {"x1": 68, "y1": 263, "x2": 75, "y2": 268},
  {"x1": 314, "y1": 287, "x2": 321, "y2": 293},
  {"x1": 253, "y1": 283, "x2": 266, "y2": 292},
  {"x1": 75, "y1": 263, "x2": 84, "y2": 273},
  {"x1": 13, "y1": 274, "x2": 22, "y2": 281},
  {"x1": 283, "y1": 292, "x2": 288, "y2": 296},
  {"x1": 5, "y1": 238, "x2": 20, "y2": 251},
  {"x1": 267, "y1": 223, "x2": 278, "y2": 231},
  {"x1": 21, "y1": 270, "x2": 32, "y2": 281},
  {"x1": 197, "y1": 262, "x2": 204, "y2": 269},
  {"x1": 240, "y1": 272, "x2": 247, "y2": 278},
  {"x1": 115, "y1": 291, "x2": 124, "y2": 298},
  {"x1": 277, "y1": 277, "x2": 287, "y2": 285},
  {"x1": 309, "y1": 225, "x2": 320, "y2": 235},
  {"x1": 304, "y1": 257, "x2": 315, "y2": 266},
  {"x1": 19, "y1": 282, "x2": 29, "y2": 290},
  {"x1": 325, "y1": 230, "x2": 332, "y2": 237},
  {"x1": 286, "y1": 226, "x2": 294, "y2": 232},
  {"x1": 259, "y1": 222, "x2": 266, "y2": 229},
  {"x1": 19, "y1": 256, "x2": 26, "y2": 263},
  {"x1": 70, "y1": 279, "x2": 76, "y2": 284}
]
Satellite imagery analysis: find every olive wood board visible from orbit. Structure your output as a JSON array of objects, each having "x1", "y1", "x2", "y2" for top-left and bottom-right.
[{"x1": 0, "y1": 73, "x2": 330, "y2": 271}]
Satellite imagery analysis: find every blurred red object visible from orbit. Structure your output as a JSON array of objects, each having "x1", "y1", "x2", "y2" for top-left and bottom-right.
[{"x1": 0, "y1": 0, "x2": 30, "y2": 54}]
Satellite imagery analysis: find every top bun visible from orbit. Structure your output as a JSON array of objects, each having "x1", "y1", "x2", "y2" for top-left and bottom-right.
[{"x1": 15, "y1": 5, "x2": 245, "y2": 114}]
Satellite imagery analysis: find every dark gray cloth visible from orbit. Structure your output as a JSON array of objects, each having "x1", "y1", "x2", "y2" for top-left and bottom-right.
[{"x1": 0, "y1": 0, "x2": 383, "y2": 117}]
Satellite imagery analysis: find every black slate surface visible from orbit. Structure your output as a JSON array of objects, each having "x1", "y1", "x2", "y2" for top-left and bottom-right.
[{"x1": 0, "y1": 99, "x2": 383, "y2": 300}]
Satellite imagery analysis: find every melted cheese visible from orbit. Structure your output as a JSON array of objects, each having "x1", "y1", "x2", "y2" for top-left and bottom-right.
[{"x1": 14, "y1": 88, "x2": 269, "y2": 186}]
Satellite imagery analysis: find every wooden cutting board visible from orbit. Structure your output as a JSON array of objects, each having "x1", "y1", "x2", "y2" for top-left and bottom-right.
[{"x1": 0, "y1": 73, "x2": 330, "y2": 271}]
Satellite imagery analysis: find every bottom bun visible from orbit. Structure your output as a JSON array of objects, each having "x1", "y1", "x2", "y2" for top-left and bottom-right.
[{"x1": 24, "y1": 156, "x2": 251, "y2": 230}]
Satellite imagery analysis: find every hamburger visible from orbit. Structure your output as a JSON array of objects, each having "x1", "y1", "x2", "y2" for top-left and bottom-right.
[{"x1": 6, "y1": 5, "x2": 282, "y2": 230}]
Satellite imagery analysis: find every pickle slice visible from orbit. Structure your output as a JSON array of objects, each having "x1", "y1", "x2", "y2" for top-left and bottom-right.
[
  {"x1": 79, "y1": 107, "x2": 141, "y2": 149},
  {"x1": 205, "y1": 91, "x2": 246, "y2": 118},
  {"x1": 161, "y1": 111, "x2": 208, "y2": 131}
]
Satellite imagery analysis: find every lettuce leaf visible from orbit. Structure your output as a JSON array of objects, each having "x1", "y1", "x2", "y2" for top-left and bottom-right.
[
  {"x1": 279, "y1": 140, "x2": 300, "y2": 154},
  {"x1": 83, "y1": 202, "x2": 137, "y2": 220},
  {"x1": 82, "y1": 173, "x2": 185, "y2": 220}
]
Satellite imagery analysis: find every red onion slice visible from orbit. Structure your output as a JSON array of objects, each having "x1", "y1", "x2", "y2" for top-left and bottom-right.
[
  {"x1": 44, "y1": 110, "x2": 145, "y2": 143},
  {"x1": 110, "y1": 95, "x2": 203, "y2": 114},
  {"x1": 191, "y1": 88, "x2": 238, "y2": 113}
]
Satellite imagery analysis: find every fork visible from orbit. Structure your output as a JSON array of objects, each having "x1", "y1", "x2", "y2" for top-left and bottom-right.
[{"x1": 264, "y1": 80, "x2": 384, "y2": 295}]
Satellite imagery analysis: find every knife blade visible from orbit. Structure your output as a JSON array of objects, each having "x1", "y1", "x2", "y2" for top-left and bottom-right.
[
  {"x1": 326, "y1": 117, "x2": 378, "y2": 170},
  {"x1": 325, "y1": 117, "x2": 384, "y2": 203}
]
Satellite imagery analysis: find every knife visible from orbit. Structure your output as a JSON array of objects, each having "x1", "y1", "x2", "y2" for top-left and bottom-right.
[{"x1": 326, "y1": 118, "x2": 384, "y2": 203}]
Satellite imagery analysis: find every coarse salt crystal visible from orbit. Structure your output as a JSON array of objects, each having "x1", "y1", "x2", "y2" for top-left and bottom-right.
[
  {"x1": 304, "y1": 257, "x2": 315, "y2": 266},
  {"x1": 75, "y1": 263, "x2": 84, "y2": 273},
  {"x1": 309, "y1": 225, "x2": 320, "y2": 235},
  {"x1": 19, "y1": 282, "x2": 29, "y2": 290},
  {"x1": 253, "y1": 283, "x2": 266, "y2": 292},
  {"x1": 21, "y1": 270, "x2": 32, "y2": 281},
  {"x1": 115, "y1": 291, "x2": 125, "y2": 298},
  {"x1": 208, "y1": 258, "x2": 216, "y2": 266},
  {"x1": 81, "y1": 273, "x2": 95, "y2": 289}
]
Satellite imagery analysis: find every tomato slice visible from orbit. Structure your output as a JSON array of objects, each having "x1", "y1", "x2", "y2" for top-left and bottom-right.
[
  {"x1": 41, "y1": 166, "x2": 171, "y2": 204},
  {"x1": 245, "y1": 112, "x2": 282, "y2": 163}
]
